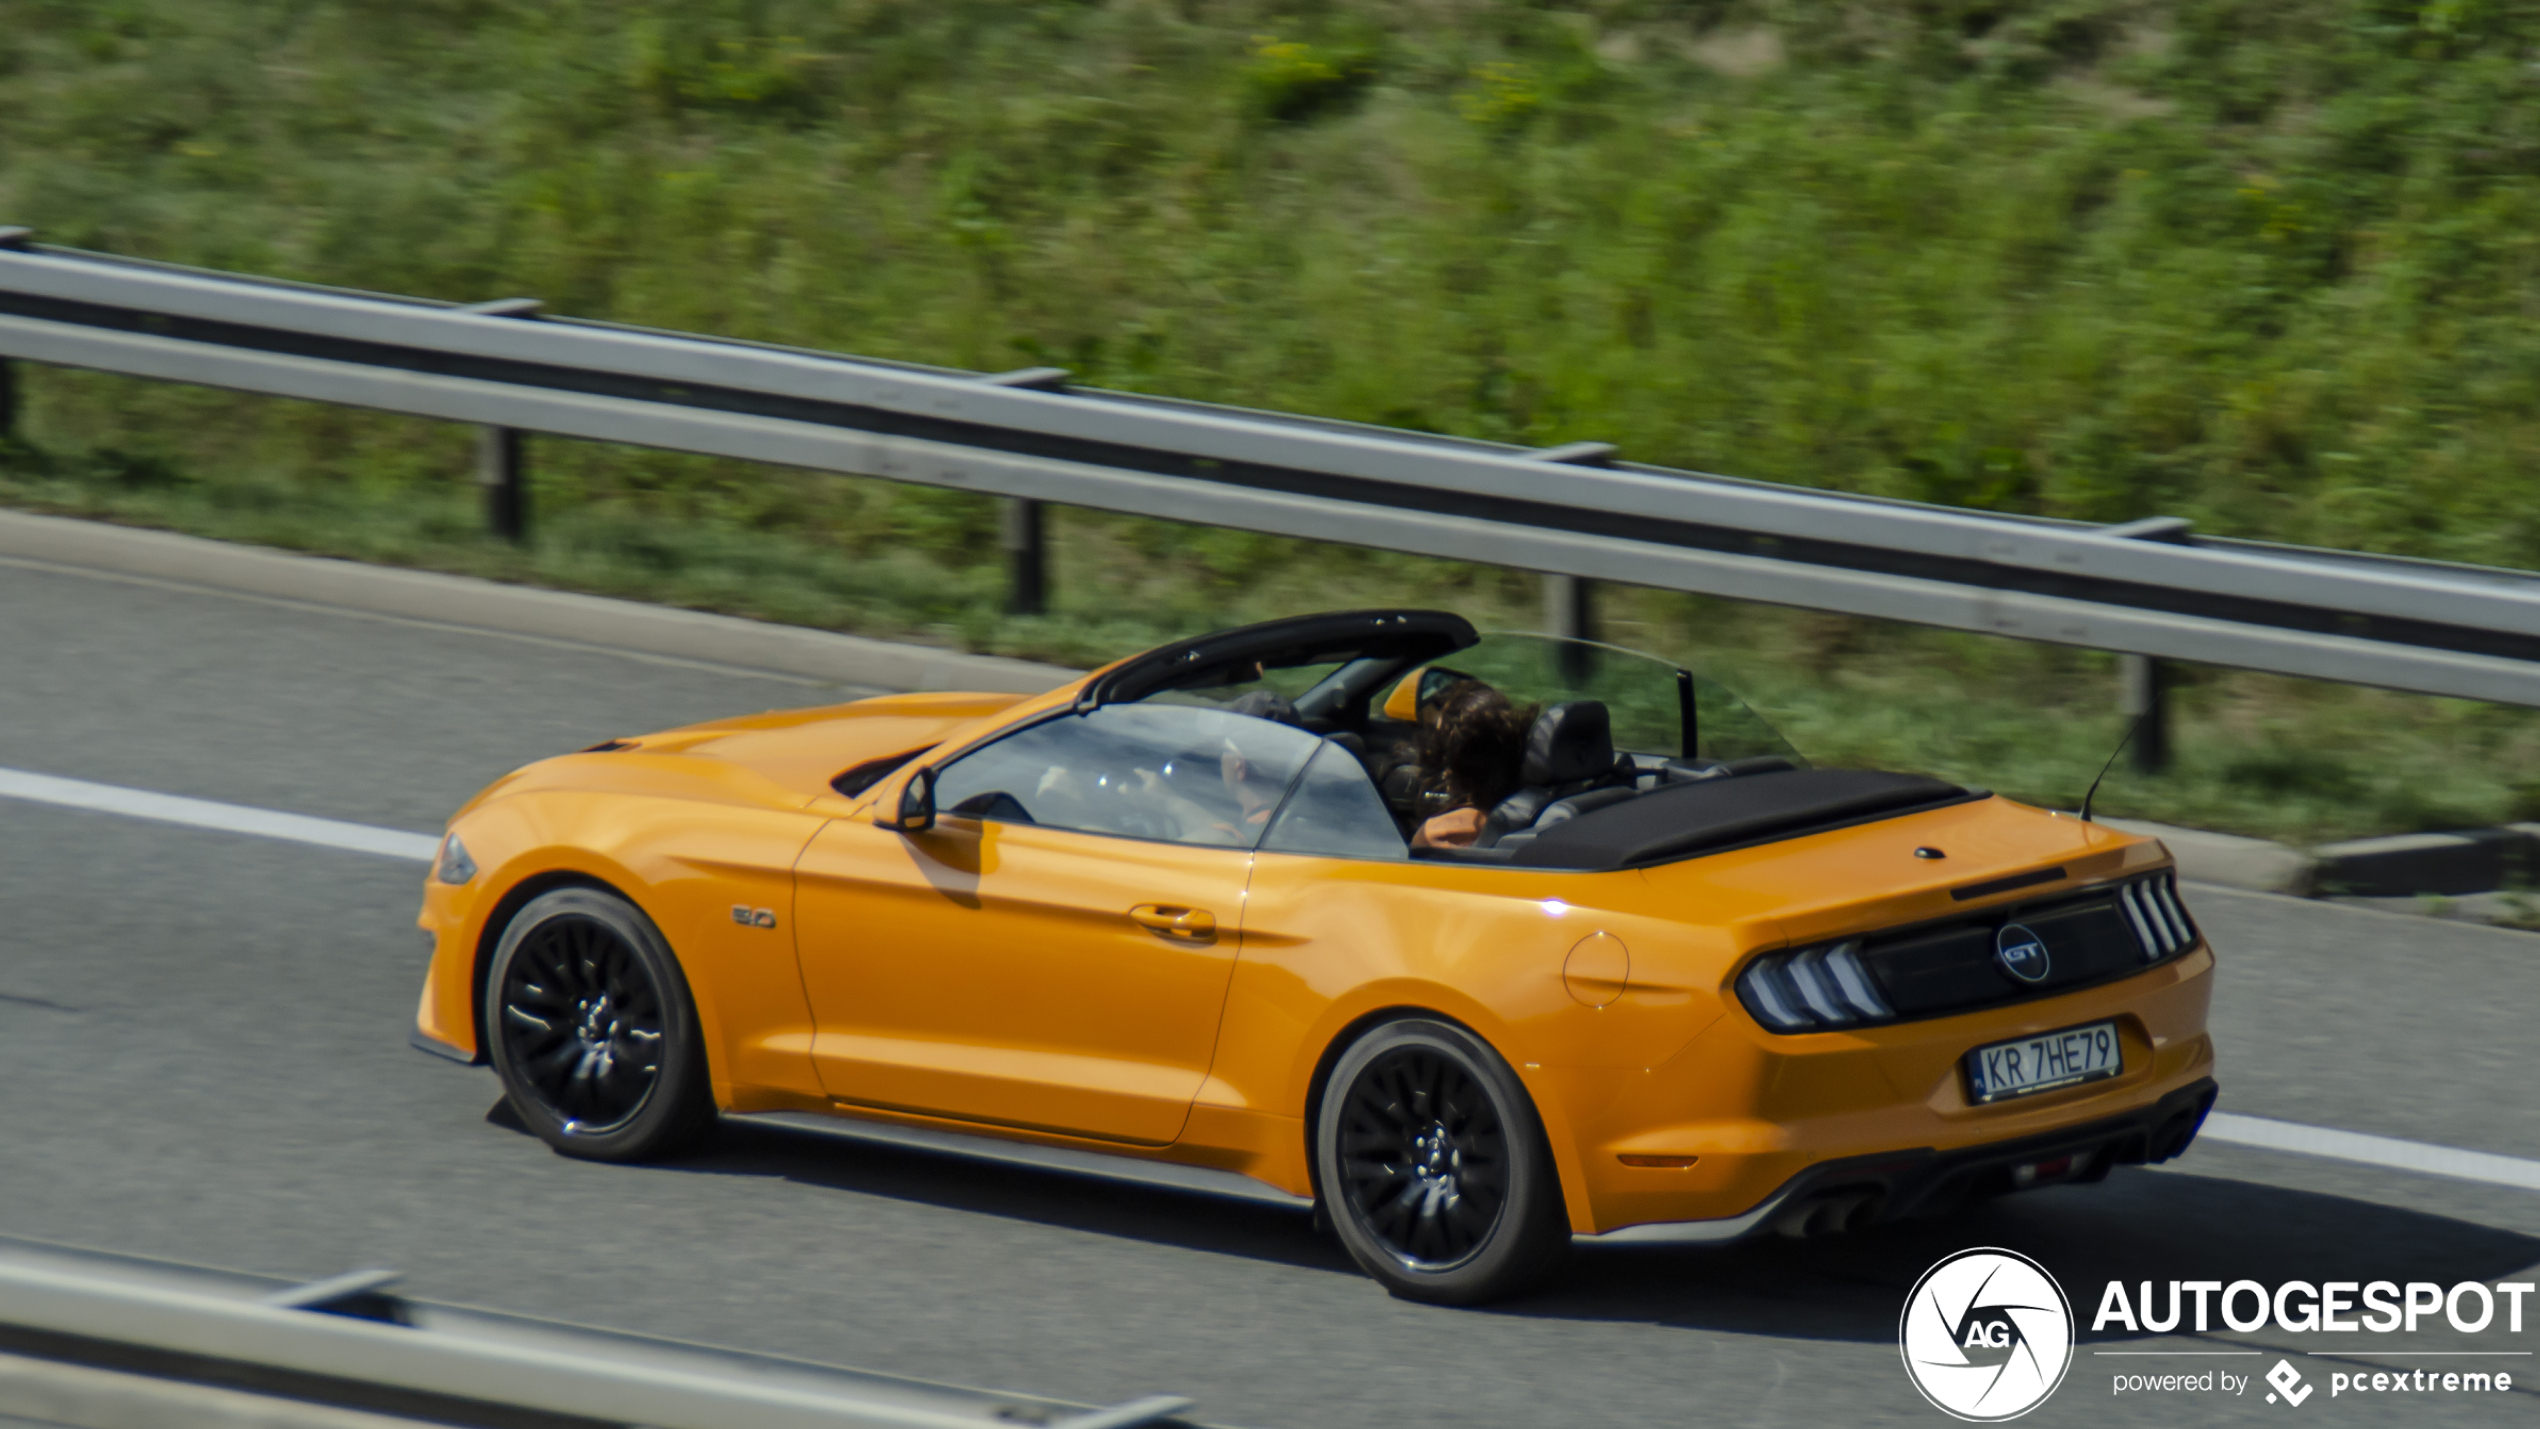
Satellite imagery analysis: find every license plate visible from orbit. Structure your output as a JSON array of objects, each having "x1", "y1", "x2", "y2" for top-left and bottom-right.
[{"x1": 1964, "y1": 1020, "x2": 2121, "y2": 1104}]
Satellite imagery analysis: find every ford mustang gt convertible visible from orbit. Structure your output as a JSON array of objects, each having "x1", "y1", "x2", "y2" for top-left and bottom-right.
[{"x1": 412, "y1": 610, "x2": 2217, "y2": 1303}]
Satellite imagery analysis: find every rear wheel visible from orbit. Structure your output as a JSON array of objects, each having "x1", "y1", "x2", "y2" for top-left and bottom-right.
[
  {"x1": 483, "y1": 887, "x2": 712, "y2": 1162},
  {"x1": 1314, "y1": 1018, "x2": 1569, "y2": 1304}
]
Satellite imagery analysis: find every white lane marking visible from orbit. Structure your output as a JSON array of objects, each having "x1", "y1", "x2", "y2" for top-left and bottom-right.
[
  {"x1": 2202, "y1": 1112, "x2": 2540, "y2": 1193},
  {"x1": 0, "y1": 766, "x2": 438, "y2": 863}
]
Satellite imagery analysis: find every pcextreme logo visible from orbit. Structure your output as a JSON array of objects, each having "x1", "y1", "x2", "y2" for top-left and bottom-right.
[
  {"x1": 1900, "y1": 1248, "x2": 2076, "y2": 1421},
  {"x1": 2264, "y1": 1360, "x2": 2313, "y2": 1406}
]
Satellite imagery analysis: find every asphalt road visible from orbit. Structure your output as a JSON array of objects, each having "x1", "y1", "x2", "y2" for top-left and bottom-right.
[{"x1": 1, "y1": 555, "x2": 2535, "y2": 1429}]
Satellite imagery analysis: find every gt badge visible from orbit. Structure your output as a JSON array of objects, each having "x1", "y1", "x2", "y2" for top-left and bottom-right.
[
  {"x1": 1995, "y1": 923, "x2": 2050, "y2": 983},
  {"x1": 731, "y1": 905, "x2": 778, "y2": 929}
]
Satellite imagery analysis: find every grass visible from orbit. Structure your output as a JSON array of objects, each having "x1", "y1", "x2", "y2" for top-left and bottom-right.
[{"x1": 8, "y1": 0, "x2": 2540, "y2": 844}]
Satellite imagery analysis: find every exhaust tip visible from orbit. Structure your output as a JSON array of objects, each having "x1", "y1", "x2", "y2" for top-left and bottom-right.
[
  {"x1": 1771, "y1": 1189, "x2": 1881, "y2": 1240},
  {"x1": 2147, "y1": 1111, "x2": 2204, "y2": 1164}
]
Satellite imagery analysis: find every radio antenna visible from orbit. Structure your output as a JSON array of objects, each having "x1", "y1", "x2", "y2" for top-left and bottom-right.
[{"x1": 2079, "y1": 712, "x2": 2148, "y2": 824}]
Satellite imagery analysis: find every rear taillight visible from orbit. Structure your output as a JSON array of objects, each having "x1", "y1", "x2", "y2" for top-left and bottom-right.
[
  {"x1": 1737, "y1": 940, "x2": 1890, "y2": 1031},
  {"x1": 2118, "y1": 871, "x2": 2196, "y2": 960}
]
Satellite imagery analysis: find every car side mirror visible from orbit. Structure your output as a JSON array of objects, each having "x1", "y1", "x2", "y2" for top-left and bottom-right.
[{"x1": 882, "y1": 765, "x2": 937, "y2": 833}]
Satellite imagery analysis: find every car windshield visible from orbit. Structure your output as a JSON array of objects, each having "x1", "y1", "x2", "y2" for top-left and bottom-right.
[
  {"x1": 1425, "y1": 632, "x2": 1804, "y2": 765},
  {"x1": 933, "y1": 702, "x2": 1329, "y2": 848}
]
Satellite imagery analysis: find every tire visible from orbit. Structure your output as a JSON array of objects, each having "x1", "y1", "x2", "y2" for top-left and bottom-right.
[
  {"x1": 1314, "y1": 1017, "x2": 1570, "y2": 1304},
  {"x1": 482, "y1": 887, "x2": 714, "y2": 1162}
]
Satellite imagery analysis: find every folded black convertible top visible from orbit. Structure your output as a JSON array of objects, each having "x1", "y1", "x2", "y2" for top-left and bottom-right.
[{"x1": 1511, "y1": 768, "x2": 1975, "y2": 869}]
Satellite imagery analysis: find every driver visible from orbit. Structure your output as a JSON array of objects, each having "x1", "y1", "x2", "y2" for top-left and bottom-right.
[
  {"x1": 1205, "y1": 689, "x2": 1306, "y2": 838},
  {"x1": 1216, "y1": 736, "x2": 1288, "y2": 830},
  {"x1": 1410, "y1": 682, "x2": 1529, "y2": 849},
  {"x1": 1128, "y1": 693, "x2": 1302, "y2": 845}
]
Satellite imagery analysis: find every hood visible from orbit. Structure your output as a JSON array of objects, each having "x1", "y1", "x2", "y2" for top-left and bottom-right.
[
  {"x1": 626, "y1": 692, "x2": 1032, "y2": 801},
  {"x1": 461, "y1": 692, "x2": 1034, "y2": 815}
]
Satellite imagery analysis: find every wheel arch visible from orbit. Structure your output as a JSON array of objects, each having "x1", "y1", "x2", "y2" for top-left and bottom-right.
[{"x1": 1298, "y1": 1004, "x2": 1589, "y2": 1235}]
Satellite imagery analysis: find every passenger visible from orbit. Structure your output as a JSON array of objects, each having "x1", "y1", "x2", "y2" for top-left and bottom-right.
[{"x1": 1410, "y1": 682, "x2": 1530, "y2": 849}]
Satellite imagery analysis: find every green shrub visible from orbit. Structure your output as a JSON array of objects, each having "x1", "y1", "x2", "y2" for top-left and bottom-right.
[{"x1": 1242, "y1": 35, "x2": 1376, "y2": 122}]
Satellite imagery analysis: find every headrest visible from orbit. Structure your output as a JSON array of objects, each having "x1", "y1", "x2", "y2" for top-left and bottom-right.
[
  {"x1": 1522, "y1": 700, "x2": 1613, "y2": 786},
  {"x1": 1227, "y1": 690, "x2": 1304, "y2": 726}
]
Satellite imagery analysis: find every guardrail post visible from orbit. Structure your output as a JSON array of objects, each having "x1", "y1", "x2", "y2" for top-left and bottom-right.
[
  {"x1": 1544, "y1": 573, "x2": 1594, "y2": 641},
  {"x1": 1544, "y1": 573, "x2": 1597, "y2": 682},
  {"x1": 457, "y1": 300, "x2": 542, "y2": 543},
  {"x1": 2103, "y1": 517, "x2": 2194, "y2": 776},
  {"x1": 1001, "y1": 497, "x2": 1047, "y2": 616},
  {"x1": 2120, "y1": 654, "x2": 2170, "y2": 774},
  {"x1": 980, "y1": 368, "x2": 1069, "y2": 616},
  {"x1": 1530, "y1": 443, "x2": 1617, "y2": 666},
  {"x1": 477, "y1": 426, "x2": 527, "y2": 542}
]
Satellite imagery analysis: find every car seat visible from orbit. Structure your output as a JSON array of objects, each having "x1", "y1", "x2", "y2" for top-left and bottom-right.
[{"x1": 1473, "y1": 701, "x2": 1636, "y2": 847}]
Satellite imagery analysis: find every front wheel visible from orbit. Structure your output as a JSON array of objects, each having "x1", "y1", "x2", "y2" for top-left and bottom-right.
[
  {"x1": 483, "y1": 887, "x2": 713, "y2": 1162},
  {"x1": 1314, "y1": 1018, "x2": 1570, "y2": 1304}
]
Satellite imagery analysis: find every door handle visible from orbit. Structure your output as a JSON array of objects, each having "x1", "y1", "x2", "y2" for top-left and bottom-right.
[{"x1": 1129, "y1": 904, "x2": 1217, "y2": 942}]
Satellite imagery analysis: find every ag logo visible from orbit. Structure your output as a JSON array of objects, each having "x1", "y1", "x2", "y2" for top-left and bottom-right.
[
  {"x1": 1994, "y1": 923, "x2": 2051, "y2": 984},
  {"x1": 1900, "y1": 1247, "x2": 2074, "y2": 1421}
]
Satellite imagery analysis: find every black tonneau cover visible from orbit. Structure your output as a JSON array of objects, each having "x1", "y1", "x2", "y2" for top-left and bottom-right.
[{"x1": 1510, "y1": 768, "x2": 1974, "y2": 869}]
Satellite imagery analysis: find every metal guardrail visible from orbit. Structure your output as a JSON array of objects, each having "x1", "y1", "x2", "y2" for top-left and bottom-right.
[
  {"x1": 5, "y1": 234, "x2": 2540, "y2": 707},
  {"x1": 0, "y1": 1235, "x2": 1203, "y2": 1429}
]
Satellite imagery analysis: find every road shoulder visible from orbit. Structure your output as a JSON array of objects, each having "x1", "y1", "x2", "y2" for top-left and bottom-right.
[{"x1": 0, "y1": 509, "x2": 1076, "y2": 696}]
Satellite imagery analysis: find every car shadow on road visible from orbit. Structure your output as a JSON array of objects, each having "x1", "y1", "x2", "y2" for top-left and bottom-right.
[
  {"x1": 604, "y1": 1111, "x2": 1362, "y2": 1275},
  {"x1": 503, "y1": 1103, "x2": 2540, "y2": 1340}
]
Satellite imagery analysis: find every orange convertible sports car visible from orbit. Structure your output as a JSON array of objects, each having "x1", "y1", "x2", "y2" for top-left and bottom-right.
[{"x1": 412, "y1": 610, "x2": 2216, "y2": 1302}]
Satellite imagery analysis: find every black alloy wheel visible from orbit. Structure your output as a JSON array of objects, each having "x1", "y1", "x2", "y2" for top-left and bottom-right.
[
  {"x1": 484, "y1": 887, "x2": 712, "y2": 1162},
  {"x1": 1338, "y1": 1047, "x2": 1511, "y2": 1269},
  {"x1": 499, "y1": 915, "x2": 662, "y2": 1132},
  {"x1": 1315, "y1": 1018, "x2": 1568, "y2": 1304}
]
